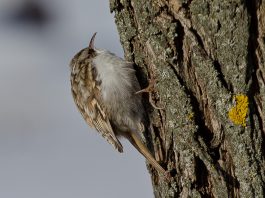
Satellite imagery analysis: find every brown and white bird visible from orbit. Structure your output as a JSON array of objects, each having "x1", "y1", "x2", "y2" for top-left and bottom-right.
[{"x1": 70, "y1": 33, "x2": 166, "y2": 175}]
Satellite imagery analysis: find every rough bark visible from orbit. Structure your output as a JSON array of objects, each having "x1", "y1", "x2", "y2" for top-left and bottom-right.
[{"x1": 109, "y1": 0, "x2": 265, "y2": 197}]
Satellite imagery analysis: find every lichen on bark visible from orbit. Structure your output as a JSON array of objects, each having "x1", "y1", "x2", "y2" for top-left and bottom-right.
[{"x1": 110, "y1": 0, "x2": 265, "y2": 197}]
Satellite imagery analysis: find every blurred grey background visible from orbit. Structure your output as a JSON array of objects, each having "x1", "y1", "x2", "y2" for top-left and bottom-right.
[{"x1": 0, "y1": 0, "x2": 153, "y2": 197}]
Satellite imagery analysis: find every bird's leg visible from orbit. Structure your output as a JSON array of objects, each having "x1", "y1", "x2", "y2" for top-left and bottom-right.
[{"x1": 135, "y1": 77, "x2": 164, "y2": 110}]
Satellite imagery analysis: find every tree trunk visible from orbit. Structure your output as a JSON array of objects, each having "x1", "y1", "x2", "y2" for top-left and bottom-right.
[{"x1": 109, "y1": 0, "x2": 265, "y2": 197}]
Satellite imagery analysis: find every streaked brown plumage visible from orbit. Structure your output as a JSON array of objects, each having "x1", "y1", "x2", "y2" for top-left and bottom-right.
[{"x1": 70, "y1": 33, "x2": 166, "y2": 175}]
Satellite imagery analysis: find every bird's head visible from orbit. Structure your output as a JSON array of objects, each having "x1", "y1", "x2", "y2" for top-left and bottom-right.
[{"x1": 70, "y1": 32, "x2": 97, "y2": 74}]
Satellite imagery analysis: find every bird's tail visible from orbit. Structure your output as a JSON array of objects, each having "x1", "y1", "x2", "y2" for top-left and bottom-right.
[{"x1": 126, "y1": 132, "x2": 166, "y2": 175}]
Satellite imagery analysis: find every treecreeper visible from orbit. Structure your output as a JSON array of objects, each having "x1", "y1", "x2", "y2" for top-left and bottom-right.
[{"x1": 70, "y1": 32, "x2": 166, "y2": 175}]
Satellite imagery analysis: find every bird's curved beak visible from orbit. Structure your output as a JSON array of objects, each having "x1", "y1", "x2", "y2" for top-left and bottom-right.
[{"x1": 89, "y1": 32, "x2": 97, "y2": 49}]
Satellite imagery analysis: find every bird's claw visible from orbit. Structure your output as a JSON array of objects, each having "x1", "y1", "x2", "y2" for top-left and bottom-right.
[{"x1": 136, "y1": 77, "x2": 164, "y2": 110}]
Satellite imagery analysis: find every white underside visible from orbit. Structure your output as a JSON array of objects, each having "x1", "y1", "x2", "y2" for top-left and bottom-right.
[{"x1": 92, "y1": 49, "x2": 135, "y2": 101}]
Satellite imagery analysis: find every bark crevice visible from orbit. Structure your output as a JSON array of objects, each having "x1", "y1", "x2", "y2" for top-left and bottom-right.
[{"x1": 110, "y1": 0, "x2": 265, "y2": 197}]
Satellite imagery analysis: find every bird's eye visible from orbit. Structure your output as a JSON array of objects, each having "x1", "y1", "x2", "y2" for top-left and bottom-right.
[{"x1": 91, "y1": 66, "x2": 97, "y2": 77}]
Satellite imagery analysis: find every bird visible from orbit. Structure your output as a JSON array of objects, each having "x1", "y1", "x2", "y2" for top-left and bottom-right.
[{"x1": 70, "y1": 32, "x2": 166, "y2": 175}]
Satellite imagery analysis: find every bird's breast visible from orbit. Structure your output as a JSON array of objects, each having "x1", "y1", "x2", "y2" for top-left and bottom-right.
[{"x1": 92, "y1": 50, "x2": 136, "y2": 102}]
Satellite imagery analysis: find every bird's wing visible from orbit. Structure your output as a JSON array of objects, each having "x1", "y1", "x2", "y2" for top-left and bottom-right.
[
  {"x1": 84, "y1": 95, "x2": 123, "y2": 153},
  {"x1": 73, "y1": 93, "x2": 123, "y2": 153},
  {"x1": 70, "y1": 60, "x2": 123, "y2": 153}
]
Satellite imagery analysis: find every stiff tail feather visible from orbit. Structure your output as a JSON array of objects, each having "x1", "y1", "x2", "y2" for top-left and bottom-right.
[{"x1": 126, "y1": 132, "x2": 166, "y2": 175}]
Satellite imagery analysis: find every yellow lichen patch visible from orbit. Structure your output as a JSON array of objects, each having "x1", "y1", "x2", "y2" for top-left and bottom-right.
[
  {"x1": 228, "y1": 94, "x2": 249, "y2": 127},
  {"x1": 187, "y1": 112, "x2": 194, "y2": 120}
]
